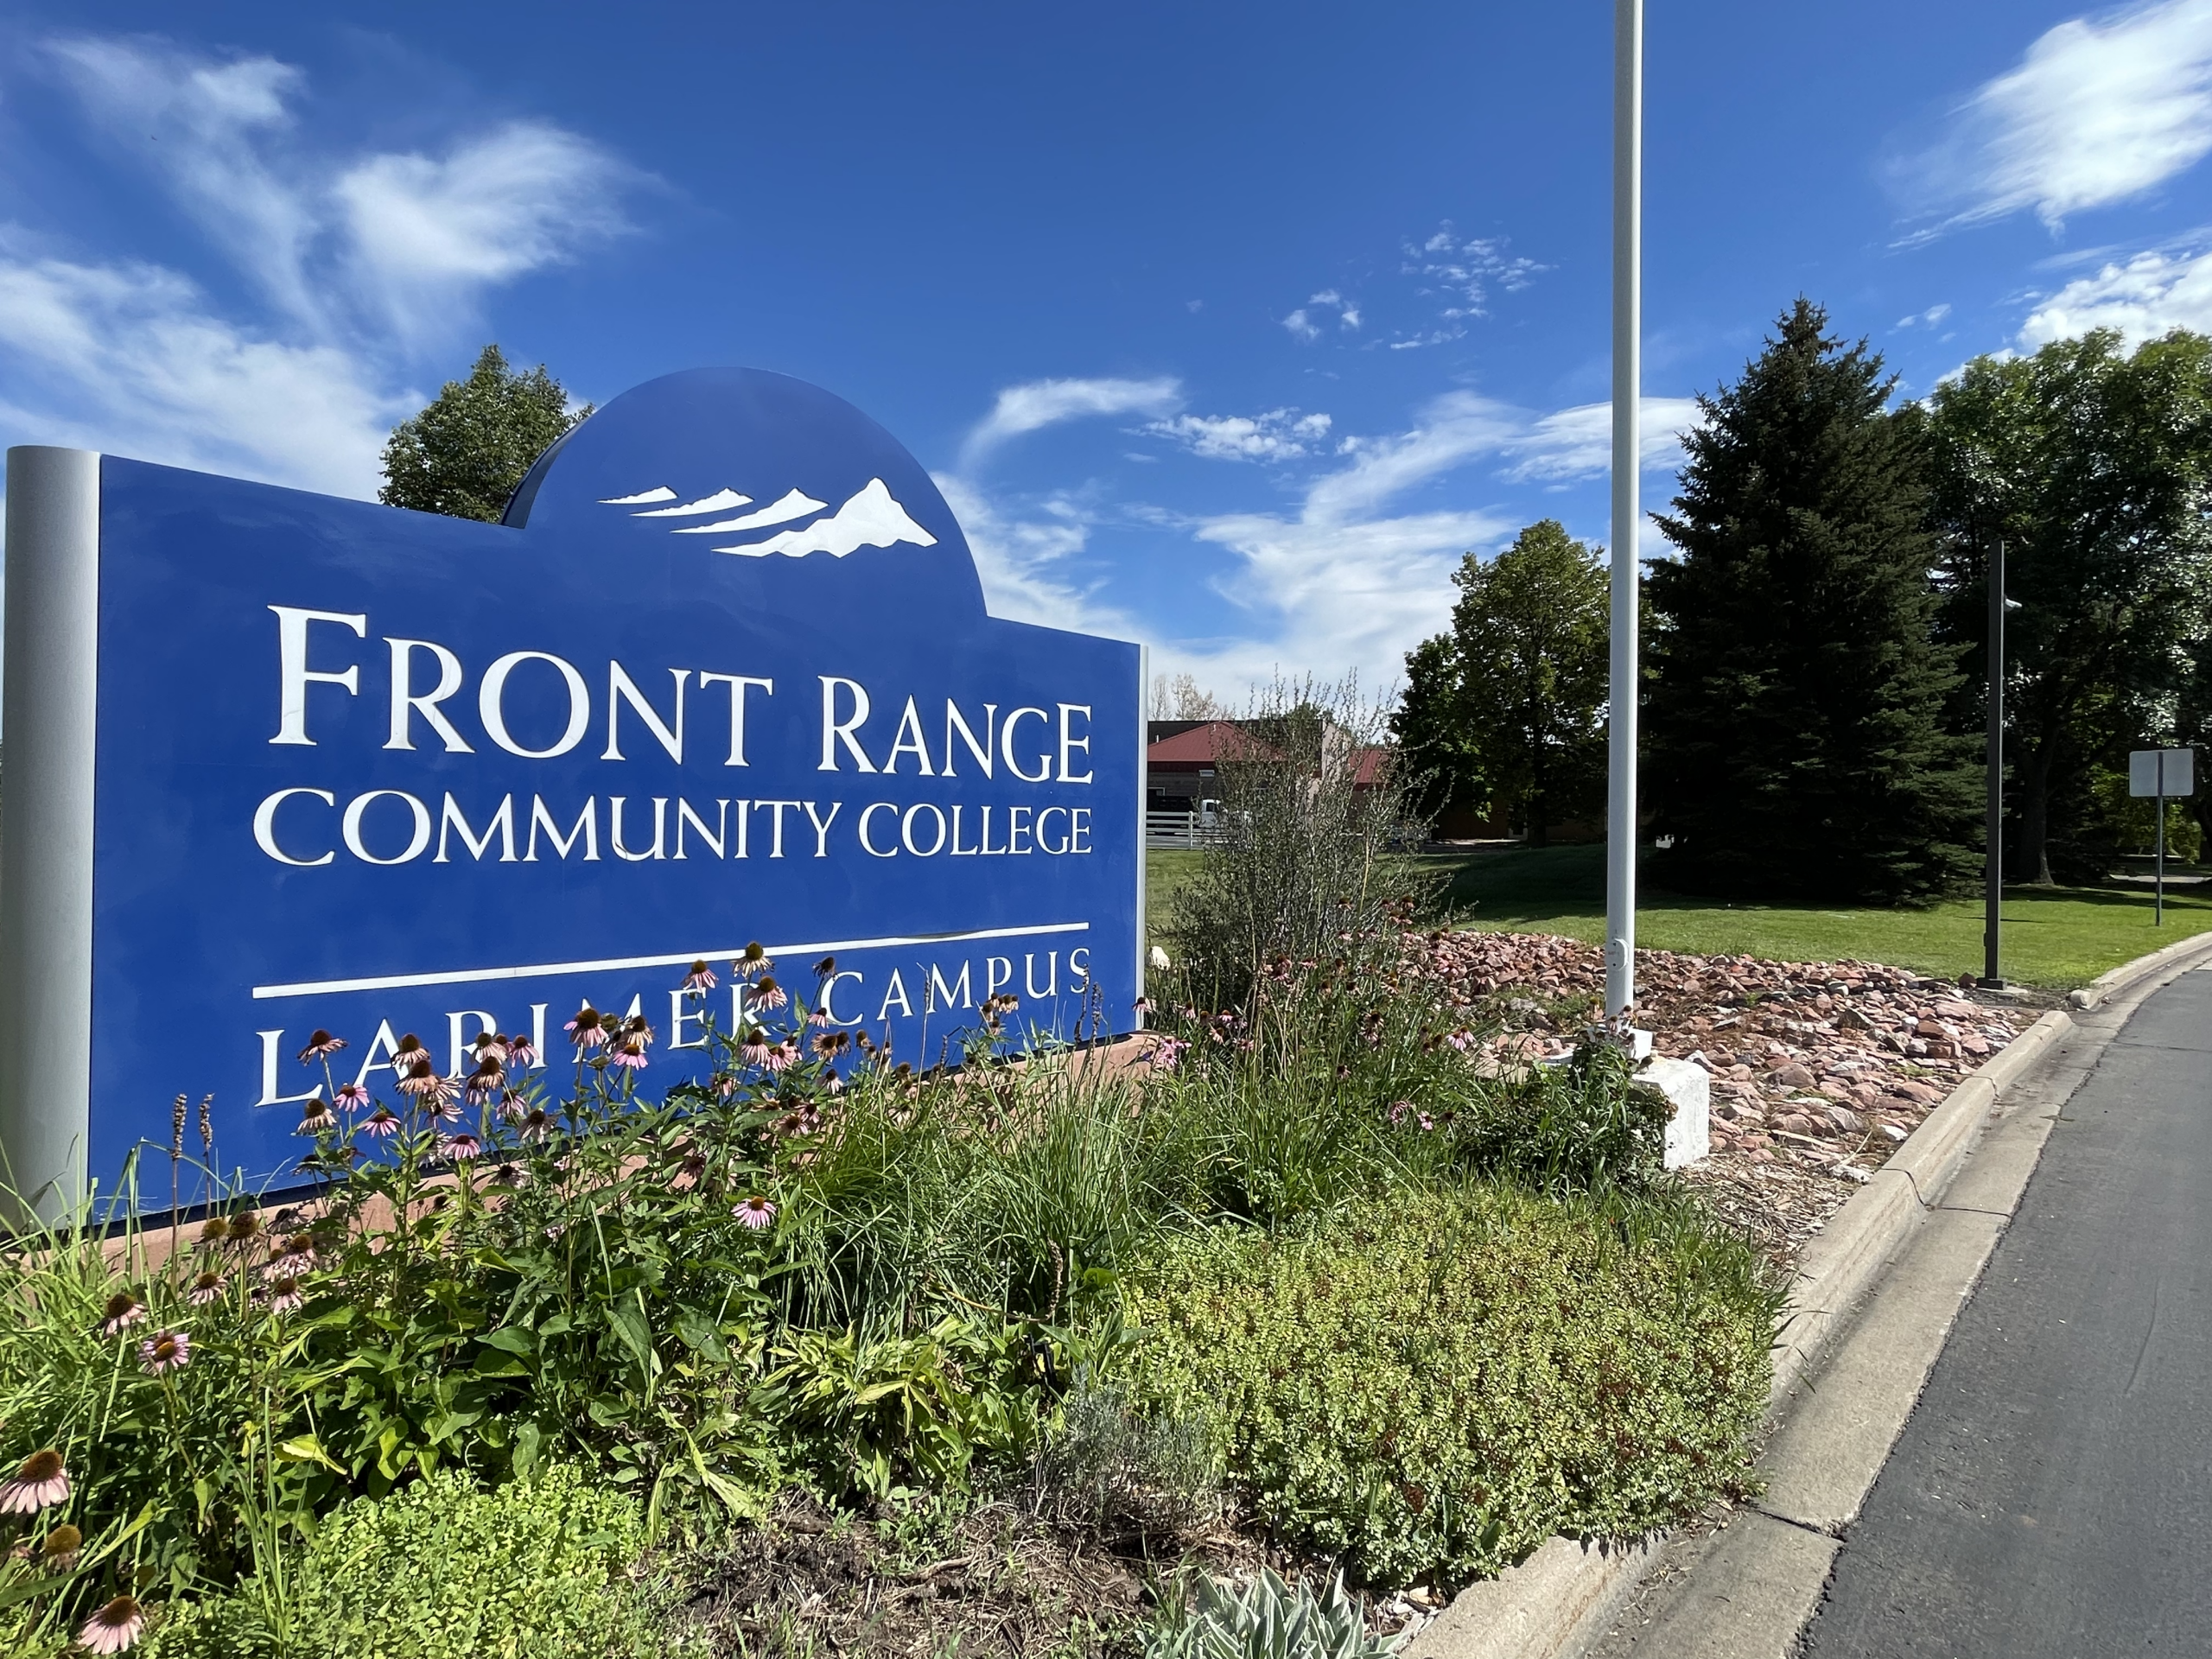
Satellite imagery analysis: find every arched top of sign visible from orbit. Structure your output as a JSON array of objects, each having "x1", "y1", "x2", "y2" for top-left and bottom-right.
[{"x1": 505, "y1": 367, "x2": 988, "y2": 622}]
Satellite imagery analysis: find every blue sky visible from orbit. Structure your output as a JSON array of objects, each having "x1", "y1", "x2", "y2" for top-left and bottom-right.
[{"x1": 3, "y1": 1, "x2": 2209, "y2": 698}]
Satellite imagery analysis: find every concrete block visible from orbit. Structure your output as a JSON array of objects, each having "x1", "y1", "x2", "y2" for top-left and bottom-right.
[{"x1": 1636, "y1": 1056, "x2": 1709, "y2": 1168}]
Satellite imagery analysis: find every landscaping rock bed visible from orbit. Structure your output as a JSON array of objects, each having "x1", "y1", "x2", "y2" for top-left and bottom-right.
[{"x1": 1410, "y1": 931, "x2": 2053, "y2": 1265}]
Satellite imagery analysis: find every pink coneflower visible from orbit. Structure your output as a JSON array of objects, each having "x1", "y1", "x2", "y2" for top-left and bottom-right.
[
  {"x1": 824, "y1": 1070, "x2": 844, "y2": 1095},
  {"x1": 76, "y1": 1594, "x2": 144, "y2": 1654},
  {"x1": 139, "y1": 1329, "x2": 191, "y2": 1375},
  {"x1": 507, "y1": 1033, "x2": 539, "y2": 1069},
  {"x1": 294, "y1": 1098, "x2": 334, "y2": 1135},
  {"x1": 473, "y1": 1032, "x2": 510, "y2": 1065},
  {"x1": 187, "y1": 1270, "x2": 226, "y2": 1306},
  {"x1": 296, "y1": 1029, "x2": 347, "y2": 1061},
  {"x1": 264, "y1": 1276, "x2": 304, "y2": 1315},
  {"x1": 228, "y1": 1210, "x2": 261, "y2": 1243},
  {"x1": 274, "y1": 1233, "x2": 317, "y2": 1268},
  {"x1": 564, "y1": 1007, "x2": 606, "y2": 1050},
  {"x1": 0, "y1": 1449, "x2": 68, "y2": 1513},
  {"x1": 761, "y1": 1042, "x2": 798, "y2": 1073},
  {"x1": 812, "y1": 954, "x2": 837, "y2": 978},
  {"x1": 518, "y1": 1108, "x2": 552, "y2": 1141},
  {"x1": 440, "y1": 1133, "x2": 482, "y2": 1162},
  {"x1": 739, "y1": 1027, "x2": 772, "y2": 1067},
  {"x1": 359, "y1": 1106, "x2": 402, "y2": 1138},
  {"x1": 35, "y1": 1522, "x2": 81, "y2": 1571},
  {"x1": 732, "y1": 1193, "x2": 777, "y2": 1230},
  {"x1": 1389, "y1": 1100, "x2": 1414, "y2": 1126},
  {"x1": 333, "y1": 1081, "x2": 371, "y2": 1111},
  {"x1": 807, "y1": 1007, "x2": 831, "y2": 1027},
  {"x1": 196, "y1": 1217, "x2": 229, "y2": 1249},
  {"x1": 389, "y1": 1033, "x2": 429, "y2": 1073},
  {"x1": 1149, "y1": 1039, "x2": 1186, "y2": 1071},
  {"x1": 498, "y1": 1090, "x2": 530, "y2": 1123},
  {"x1": 682, "y1": 958, "x2": 718, "y2": 992},
  {"x1": 607, "y1": 1037, "x2": 648, "y2": 1071},
  {"x1": 812, "y1": 1031, "x2": 841, "y2": 1058},
  {"x1": 463, "y1": 1059, "x2": 504, "y2": 1106},
  {"x1": 734, "y1": 942, "x2": 772, "y2": 979},
  {"x1": 753, "y1": 976, "x2": 788, "y2": 1010},
  {"x1": 623, "y1": 1014, "x2": 654, "y2": 1049},
  {"x1": 100, "y1": 1292, "x2": 146, "y2": 1336},
  {"x1": 669, "y1": 1154, "x2": 707, "y2": 1192},
  {"x1": 713, "y1": 1072, "x2": 740, "y2": 1098}
]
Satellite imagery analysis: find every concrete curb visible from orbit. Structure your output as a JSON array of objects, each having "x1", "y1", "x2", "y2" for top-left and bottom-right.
[
  {"x1": 2063, "y1": 923, "x2": 2212, "y2": 1010},
  {"x1": 1405, "y1": 1001, "x2": 2077, "y2": 1659}
]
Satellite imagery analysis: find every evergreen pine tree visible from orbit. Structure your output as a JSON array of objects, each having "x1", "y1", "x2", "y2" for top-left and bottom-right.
[
  {"x1": 379, "y1": 345, "x2": 590, "y2": 523},
  {"x1": 1646, "y1": 299, "x2": 1979, "y2": 902}
]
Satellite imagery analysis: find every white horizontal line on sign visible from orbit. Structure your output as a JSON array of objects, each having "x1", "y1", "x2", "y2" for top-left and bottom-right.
[{"x1": 251, "y1": 921, "x2": 1092, "y2": 1001}]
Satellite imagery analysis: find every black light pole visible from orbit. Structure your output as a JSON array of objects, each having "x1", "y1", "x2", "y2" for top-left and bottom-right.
[{"x1": 1984, "y1": 540, "x2": 2005, "y2": 988}]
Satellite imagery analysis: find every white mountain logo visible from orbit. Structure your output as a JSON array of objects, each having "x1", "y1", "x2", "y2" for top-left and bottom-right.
[{"x1": 597, "y1": 479, "x2": 938, "y2": 560}]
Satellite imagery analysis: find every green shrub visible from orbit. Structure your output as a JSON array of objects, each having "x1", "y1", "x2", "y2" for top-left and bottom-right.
[
  {"x1": 1128, "y1": 1185, "x2": 1780, "y2": 1588},
  {"x1": 149, "y1": 1465, "x2": 653, "y2": 1659}
]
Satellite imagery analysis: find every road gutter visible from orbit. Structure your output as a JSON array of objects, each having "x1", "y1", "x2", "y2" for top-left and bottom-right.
[{"x1": 1406, "y1": 928, "x2": 2212, "y2": 1659}]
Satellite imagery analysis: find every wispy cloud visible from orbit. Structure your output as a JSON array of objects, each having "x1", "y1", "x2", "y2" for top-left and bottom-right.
[
  {"x1": 2018, "y1": 235, "x2": 2212, "y2": 342},
  {"x1": 932, "y1": 472, "x2": 1147, "y2": 639},
  {"x1": 0, "y1": 35, "x2": 636, "y2": 497},
  {"x1": 960, "y1": 375, "x2": 1183, "y2": 465},
  {"x1": 1281, "y1": 289, "x2": 1360, "y2": 343},
  {"x1": 1895, "y1": 302, "x2": 1955, "y2": 329},
  {"x1": 1897, "y1": 0, "x2": 2212, "y2": 236},
  {"x1": 1496, "y1": 397, "x2": 1703, "y2": 483},
  {"x1": 1143, "y1": 408, "x2": 1333, "y2": 462},
  {"x1": 0, "y1": 241, "x2": 397, "y2": 494},
  {"x1": 335, "y1": 123, "x2": 633, "y2": 346},
  {"x1": 1393, "y1": 225, "x2": 1545, "y2": 344}
]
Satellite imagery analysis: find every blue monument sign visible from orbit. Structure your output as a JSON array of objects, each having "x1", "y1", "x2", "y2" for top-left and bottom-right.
[{"x1": 0, "y1": 369, "x2": 1144, "y2": 1213}]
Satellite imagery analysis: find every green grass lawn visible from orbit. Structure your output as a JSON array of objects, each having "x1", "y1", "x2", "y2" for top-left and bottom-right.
[{"x1": 1144, "y1": 842, "x2": 2212, "y2": 989}]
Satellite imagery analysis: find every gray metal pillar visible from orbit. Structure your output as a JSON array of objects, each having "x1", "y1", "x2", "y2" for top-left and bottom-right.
[
  {"x1": 1, "y1": 447, "x2": 101, "y2": 1225},
  {"x1": 1605, "y1": 0, "x2": 1643, "y2": 1020}
]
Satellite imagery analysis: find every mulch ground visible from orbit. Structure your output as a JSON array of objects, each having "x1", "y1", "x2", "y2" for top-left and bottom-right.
[{"x1": 665, "y1": 1491, "x2": 1275, "y2": 1658}]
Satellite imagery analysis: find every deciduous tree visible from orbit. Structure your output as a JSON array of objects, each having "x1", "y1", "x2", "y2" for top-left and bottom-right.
[
  {"x1": 1394, "y1": 519, "x2": 1609, "y2": 843},
  {"x1": 1923, "y1": 328, "x2": 2212, "y2": 883},
  {"x1": 380, "y1": 345, "x2": 590, "y2": 523}
]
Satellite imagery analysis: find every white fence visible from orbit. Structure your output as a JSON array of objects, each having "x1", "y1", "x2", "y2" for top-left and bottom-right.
[{"x1": 1145, "y1": 810, "x2": 1224, "y2": 849}]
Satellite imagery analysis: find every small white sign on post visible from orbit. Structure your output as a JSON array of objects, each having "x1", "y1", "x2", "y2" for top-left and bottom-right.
[
  {"x1": 2129, "y1": 748, "x2": 2196, "y2": 798},
  {"x1": 2128, "y1": 748, "x2": 2196, "y2": 928}
]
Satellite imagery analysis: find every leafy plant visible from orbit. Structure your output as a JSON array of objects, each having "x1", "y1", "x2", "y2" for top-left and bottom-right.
[
  {"x1": 1147, "y1": 1568, "x2": 1395, "y2": 1659},
  {"x1": 1128, "y1": 1185, "x2": 1781, "y2": 1588},
  {"x1": 146, "y1": 1465, "x2": 658, "y2": 1659}
]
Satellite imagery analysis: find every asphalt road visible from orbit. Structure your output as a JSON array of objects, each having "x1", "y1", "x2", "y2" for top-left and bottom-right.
[{"x1": 1803, "y1": 965, "x2": 2212, "y2": 1658}]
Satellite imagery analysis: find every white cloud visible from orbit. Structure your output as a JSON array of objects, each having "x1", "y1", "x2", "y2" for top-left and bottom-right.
[
  {"x1": 336, "y1": 123, "x2": 633, "y2": 344},
  {"x1": 932, "y1": 472, "x2": 1146, "y2": 639},
  {"x1": 1282, "y1": 289, "x2": 1359, "y2": 342},
  {"x1": 1896, "y1": 302, "x2": 1955, "y2": 329},
  {"x1": 1902, "y1": 0, "x2": 2212, "y2": 232},
  {"x1": 1143, "y1": 408, "x2": 1332, "y2": 462},
  {"x1": 0, "y1": 35, "x2": 637, "y2": 498},
  {"x1": 944, "y1": 383, "x2": 1694, "y2": 693},
  {"x1": 44, "y1": 38, "x2": 322, "y2": 323},
  {"x1": 1401, "y1": 227, "x2": 1545, "y2": 318},
  {"x1": 961, "y1": 375, "x2": 1182, "y2": 464},
  {"x1": 1497, "y1": 397, "x2": 1704, "y2": 483},
  {"x1": 2018, "y1": 238, "x2": 2212, "y2": 342},
  {"x1": 0, "y1": 245, "x2": 399, "y2": 495}
]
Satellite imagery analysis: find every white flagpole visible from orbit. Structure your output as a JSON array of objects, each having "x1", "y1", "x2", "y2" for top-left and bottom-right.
[{"x1": 1606, "y1": 0, "x2": 1643, "y2": 1020}]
